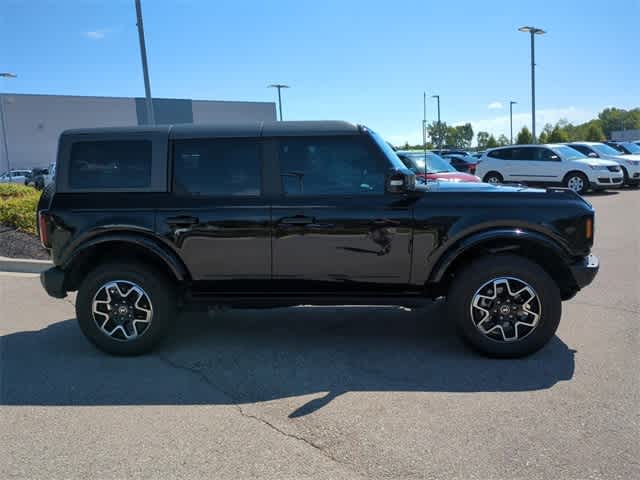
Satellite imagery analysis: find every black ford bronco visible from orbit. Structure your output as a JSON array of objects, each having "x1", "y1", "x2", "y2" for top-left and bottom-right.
[{"x1": 38, "y1": 121, "x2": 599, "y2": 357}]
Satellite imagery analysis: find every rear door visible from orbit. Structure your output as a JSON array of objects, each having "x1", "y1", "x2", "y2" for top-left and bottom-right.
[
  {"x1": 156, "y1": 137, "x2": 272, "y2": 288},
  {"x1": 270, "y1": 134, "x2": 413, "y2": 292}
]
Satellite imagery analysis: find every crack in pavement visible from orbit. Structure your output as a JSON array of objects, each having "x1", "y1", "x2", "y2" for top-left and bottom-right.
[{"x1": 156, "y1": 352, "x2": 362, "y2": 477}]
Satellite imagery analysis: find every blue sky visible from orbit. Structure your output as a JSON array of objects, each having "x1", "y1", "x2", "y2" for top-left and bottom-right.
[{"x1": 2, "y1": 0, "x2": 639, "y2": 145}]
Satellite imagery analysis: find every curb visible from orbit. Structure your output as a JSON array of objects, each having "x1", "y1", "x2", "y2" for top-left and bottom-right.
[{"x1": 0, "y1": 256, "x2": 52, "y2": 274}]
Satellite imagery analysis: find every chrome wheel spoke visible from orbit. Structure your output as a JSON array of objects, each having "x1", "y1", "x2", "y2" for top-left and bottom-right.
[
  {"x1": 91, "y1": 280, "x2": 153, "y2": 342},
  {"x1": 470, "y1": 277, "x2": 541, "y2": 343}
]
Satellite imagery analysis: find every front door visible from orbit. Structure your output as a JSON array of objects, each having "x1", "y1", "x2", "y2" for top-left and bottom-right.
[
  {"x1": 507, "y1": 146, "x2": 561, "y2": 183},
  {"x1": 270, "y1": 134, "x2": 412, "y2": 292},
  {"x1": 156, "y1": 137, "x2": 271, "y2": 288}
]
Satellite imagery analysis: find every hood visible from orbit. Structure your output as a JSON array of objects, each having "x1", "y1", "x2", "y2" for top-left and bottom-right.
[
  {"x1": 416, "y1": 172, "x2": 480, "y2": 183},
  {"x1": 415, "y1": 180, "x2": 545, "y2": 193},
  {"x1": 573, "y1": 158, "x2": 620, "y2": 167}
]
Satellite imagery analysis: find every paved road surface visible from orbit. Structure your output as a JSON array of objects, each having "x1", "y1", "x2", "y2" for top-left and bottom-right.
[{"x1": 1, "y1": 190, "x2": 638, "y2": 479}]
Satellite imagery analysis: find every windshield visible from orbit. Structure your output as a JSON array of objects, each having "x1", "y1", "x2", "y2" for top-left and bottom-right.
[
  {"x1": 553, "y1": 146, "x2": 588, "y2": 160},
  {"x1": 591, "y1": 143, "x2": 623, "y2": 156},
  {"x1": 398, "y1": 152, "x2": 456, "y2": 173},
  {"x1": 620, "y1": 142, "x2": 640, "y2": 154},
  {"x1": 367, "y1": 129, "x2": 409, "y2": 171}
]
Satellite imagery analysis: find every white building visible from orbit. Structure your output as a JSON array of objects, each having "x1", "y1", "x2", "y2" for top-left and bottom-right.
[
  {"x1": 0, "y1": 93, "x2": 277, "y2": 171},
  {"x1": 611, "y1": 129, "x2": 640, "y2": 142}
]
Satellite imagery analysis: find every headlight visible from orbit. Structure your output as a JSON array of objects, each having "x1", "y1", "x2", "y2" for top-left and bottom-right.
[
  {"x1": 588, "y1": 165, "x2": 609, "y2": 170},
  {"x1": 624, "y1": 160, "x2": 640, "y2": 166}
]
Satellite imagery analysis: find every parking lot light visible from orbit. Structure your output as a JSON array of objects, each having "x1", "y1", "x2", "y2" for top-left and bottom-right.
[
  {"x1": 268, "y1": 84, "x2": 290, "y2": 121},
  {"x1": 510, "y1": 101, "x2": 518, "y2": 144},
  {"x1": 518, "y1": 26, "x2": 546, "y2": 144},
  {"x1": 431, "y1": 95, "x2": 442, "y2": 150}
]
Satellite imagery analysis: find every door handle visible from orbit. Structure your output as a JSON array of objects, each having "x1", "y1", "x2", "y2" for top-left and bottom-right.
[
  {"x1": 166, "y1": 215, "x2": 199, "y2": 226},
  {"x1": 279, "y1": 215, "x2": 314, "y2": 226}
]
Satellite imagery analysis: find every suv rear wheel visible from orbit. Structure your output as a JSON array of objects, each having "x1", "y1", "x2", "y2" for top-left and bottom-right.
[
  {"x1": 447, "y1": 254, "x2": 561, "y2": 358},
  {"x1": 76, "y1": 262, "x2": 176, "y2": 355}
]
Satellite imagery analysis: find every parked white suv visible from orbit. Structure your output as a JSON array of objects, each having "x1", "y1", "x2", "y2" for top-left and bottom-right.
[
  {"x1": 477, "y1": 144, "x2": 623, "y2": 194},
  {"x1": 0, "y1": 169, "x2": 32, "y2": 184},
  {"x1": 568, "y1": 142, "x2": 640, "y2": 187}
]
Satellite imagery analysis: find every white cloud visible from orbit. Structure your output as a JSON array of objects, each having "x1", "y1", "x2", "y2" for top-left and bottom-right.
[
  {"x1": 488, "y1": 101, "x2": 503, "y2": 110},
  {"x1": 469, "y1": 106, "x2": 597, "y2": 142},
  {"x1": 85, "y1": 30, "x2": 107, "y2": 40},
  {"x1": 384, "y1": 106, "x2": 600, "y2": 147}
]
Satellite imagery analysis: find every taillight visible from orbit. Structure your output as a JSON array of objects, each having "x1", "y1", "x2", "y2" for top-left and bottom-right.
[{"x1": 38, "y1": 211, "x2": 50, "y2": 248}]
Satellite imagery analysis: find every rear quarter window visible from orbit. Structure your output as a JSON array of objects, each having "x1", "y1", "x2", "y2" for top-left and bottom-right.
[
  {"x1": 69, "y1": 140, "x2": 152, "y2": 188},
  {"x1": 488, "y1": 149, "x2": 511, "y2": 160}
]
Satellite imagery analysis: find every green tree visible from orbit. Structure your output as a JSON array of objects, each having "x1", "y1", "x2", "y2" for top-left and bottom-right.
[
  {"x1": 585, "y1": 123, "x2": 606, "y2": 142},
  {"x1": 476, "y1": 131, "x2": 490, "y2": 149},
  {"x1": 427, "y1": 121, "x2": 448, "y2": 148},
  {"x1": 538, "y1": 131, "x2": 548, "y2": 144},
  {"x1": 516, "y1": 126, "x2": 532, "y2": 144},
  {"x1": 548, "y1": 125, "x2": 569, "y2": 143},
  {"x1": 486, "y1": 135, "x2": 499, "y2": 148},
  {"x1": 497, "y1": 134, "x2": 509, "y2": 146}
]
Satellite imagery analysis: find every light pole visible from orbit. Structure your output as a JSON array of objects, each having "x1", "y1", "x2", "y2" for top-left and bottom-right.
[
  {"x1": 509, "y1": 100, "x2": 518, "y2": 144},
  {"x1": 135, "y1": 0, "x2": 155, "y2": 125},
  {"x1": 518, "y1": 26, "x2": 545, "y2": 144},
  {"x1": 432, "y1": 94, "x2": 441, "y2": 150},
  {"x1": 0, "y1": 72, "x2": 17, "y2": 174},
  {"x1": 422, "y1": 92, "x2": 427, "y2": 153},
  {"x1": 268, "y1": 84, "x2": 289, "y2": 121}
]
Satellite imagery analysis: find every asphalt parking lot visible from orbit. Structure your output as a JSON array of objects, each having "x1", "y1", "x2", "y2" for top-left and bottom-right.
[{"x1": 1, "y1": 189, "x2": 638, "y2": 480}]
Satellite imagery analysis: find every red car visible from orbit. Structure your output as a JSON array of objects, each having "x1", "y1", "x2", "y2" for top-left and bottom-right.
[{"x1": 396, "y1": 151, "x2": 480, "y2": 183}]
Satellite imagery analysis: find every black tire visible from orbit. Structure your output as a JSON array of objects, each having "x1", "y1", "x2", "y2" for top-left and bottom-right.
[
  {"x1": 483, "y1": 171, "x2": 503, "y2": 185},
  {"x1": 446, "y1": 254, "x2": 561, "y2": 358},
  {"x1": 76, "y1": 262, "x2": 176, "y2": 355},
  {"x1": 620, "y1": 167, "x2": 629, "y2": 186},
  {"x1": 563, "y1": 171, "x2": 589, "y2": 194}
]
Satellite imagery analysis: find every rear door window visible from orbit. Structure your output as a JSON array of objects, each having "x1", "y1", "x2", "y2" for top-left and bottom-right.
[
  {"x1": 173, "y1": 139, "x2": 262, "y2": 196},
  {"x1": 69, "y1": 140, "x2": 152, "y2": 188}
]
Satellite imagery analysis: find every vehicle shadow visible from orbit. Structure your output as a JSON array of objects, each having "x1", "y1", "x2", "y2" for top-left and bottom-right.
[
  {"x1": 1, "y1": 303, "x2": 575, "y2": 416},
  {"x1": 583, "y1": 190, "x2": 620, "y2": 197}
]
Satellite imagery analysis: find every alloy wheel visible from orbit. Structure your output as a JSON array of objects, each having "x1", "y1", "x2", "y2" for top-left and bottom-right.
[
  {"x1": 91, "y1": 280, "x2": 153, "y2": 341},
  {"x1": 567, "y1": 176, "x2": 585, "y2": 192},
  {"x1": 469, "y1": 277, "x2": 541, "y2": 342}
]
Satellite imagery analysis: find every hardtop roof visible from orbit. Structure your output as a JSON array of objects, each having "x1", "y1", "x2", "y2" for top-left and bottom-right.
[{"x1": 61, "y1": 120, "x2": 361, "y2": 139}]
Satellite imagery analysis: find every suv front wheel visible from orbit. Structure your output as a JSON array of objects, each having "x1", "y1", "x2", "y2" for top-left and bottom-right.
[
  {"x1": 76, "y1": 262, "x2": 176, "y2": 355},
  {"x1": 447, "y1": 254, "x2": 561, "y2": 358},
  {"x1": 564, "y1": 172, "x2": 589, "y2": 194}
]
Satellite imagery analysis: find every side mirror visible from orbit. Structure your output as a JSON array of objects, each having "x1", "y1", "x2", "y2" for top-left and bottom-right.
[
  {"x1": 386, "y1": 169, "x2": 416, "y2": 193},
  {"x1": 588, "y1": 152, "x2": 598, "y2": 158},
  {"x1": 550, "y1": 155, "x2": 560, "y2": 161}
]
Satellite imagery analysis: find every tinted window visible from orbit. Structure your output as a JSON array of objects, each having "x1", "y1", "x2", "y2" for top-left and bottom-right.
[
  {"x1": 278, "y1": 136, "x2": 386, "y2": 196},
  {"x1": 69, "y1": 140, "x2": 152, "y2": 188},
  {"x1": 173, "y1": 139, "x2": 261, "y2": 196},
  {"x1": 569, "y1": 144, "x2": 591, "y2": 156},
  {"x1": 488, "y1": 149, "x2": 511, "y2": 160},
  {"x1": 521, "y1": 147, "x2": 558, "y2": 161}
]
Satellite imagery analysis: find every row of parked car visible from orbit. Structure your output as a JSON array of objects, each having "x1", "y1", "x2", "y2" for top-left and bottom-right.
[
  {"x1": 0, "y1": 163, "x2": 56, "y2": 189},
  {"x1": 397, "y1": 140, "x2": 640, "y2": 194}
]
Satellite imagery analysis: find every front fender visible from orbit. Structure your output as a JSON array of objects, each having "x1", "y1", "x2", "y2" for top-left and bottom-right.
[{"x1": 427, "y1": 228, "x2": 570, "y2": 284}]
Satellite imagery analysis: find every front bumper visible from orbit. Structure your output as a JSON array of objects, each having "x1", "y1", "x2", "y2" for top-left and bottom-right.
[
  {"x1": 569, "y1": 254, "x2": 599, "y2": 289},
  {"x1": 40, "y1": 266, "x2": 67, "y2": 298},
  {"x1": 593, "y1": 174, "x2": 624, "y2": 188}
]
